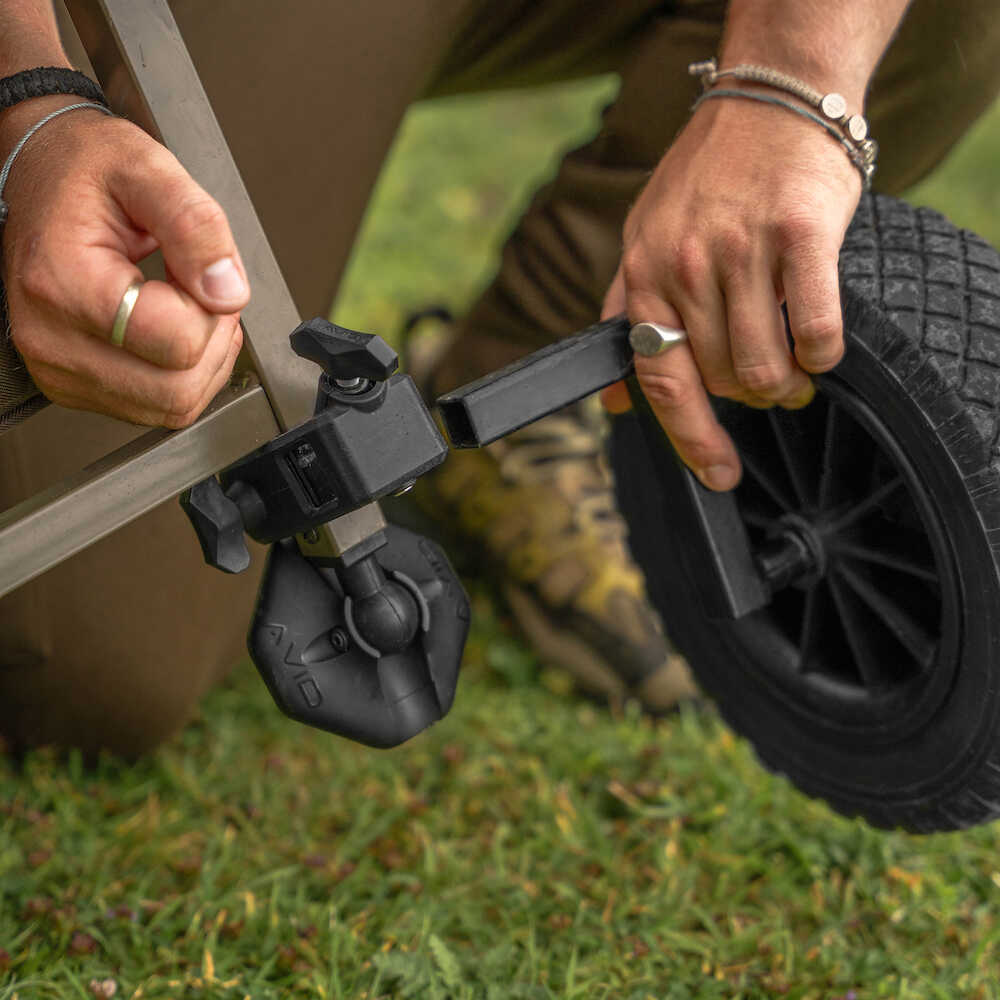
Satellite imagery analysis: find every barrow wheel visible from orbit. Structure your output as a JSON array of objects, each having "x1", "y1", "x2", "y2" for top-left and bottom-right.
[{"x1": 611, "y1": 193, "x2": 1000, "y2": 832}]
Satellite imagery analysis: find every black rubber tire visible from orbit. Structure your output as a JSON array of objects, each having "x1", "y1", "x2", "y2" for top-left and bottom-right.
[{"x1": 611, "y1": 193, "x2": 1000, "y2": 833}]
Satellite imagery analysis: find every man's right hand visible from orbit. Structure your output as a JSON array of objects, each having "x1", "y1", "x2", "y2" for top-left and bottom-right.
[{"x1": 0, "y1": 99, "x2": 249, "y2": 427}]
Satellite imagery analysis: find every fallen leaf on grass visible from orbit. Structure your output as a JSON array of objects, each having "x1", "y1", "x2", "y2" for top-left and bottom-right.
[
  {"x1": 887, "y1": 865, "x2": 923, "y2": 892},
  {"x1": 22, "y1": 896, "x2": 53, "y2": 918},
  {"x1": 220, "y1": 919, "x2": 244, "y2": 941},
  {"x1": 627, "y1": 937, "x2": 650, "y2": 960},
  {"x1": 170, "y1": 854, "x2": 202, "y2": 875},
  {"x1": 68, "y1": 931, "x2": 98, "y2": 956}
]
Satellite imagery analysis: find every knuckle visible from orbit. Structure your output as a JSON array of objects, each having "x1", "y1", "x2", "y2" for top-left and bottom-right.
[
  {"x1": 734, "y1": 361, "x2": 791, "y2": 396},
  {"x1": 163, "y1": 378, "x2": 205, "y2": 426},
  {"x1": 18, "y1": 254, "x2": 57, "y2": 306},
  {"x1": 162, "y1": 401, "x2": 203, "y2": 429},
  {"x1": 9, "y1": 323, "x2": 42, "y2": 362},
  {"x1": 169, "y1": 329, "x2": 206, "y2": 371},
  {"x1": 163, "y1": 409, "x2": 199, "y2": 430},
  {"x1": 162, "y1": 410, "x2": 195, "y2": 430},
  {"x1": 702, "y1": 374, "x2": 742, "y2": 398},
  {"x1": 794, "y1": 313, "x2": 842, "y2": 347},
  {"x1": 672, "y1": 237, "x2": 709, "y2": 293},
  {"x1": 683, "y1": 440, "x2": 724, "y2": 471},
  {"x1": 637, "y1": 367, "x2": 695, "y2": 412},
  {"x1": 715, "y1": 228, "x2": 752, "y2": 273},
  {"x1": 620, "y1": 244, "x2": 650, "y2": 292},
  {"x1": 26, "y1": 364, "x2": 66, "y2": 402},
  {"x1": 168, "y1": 194, "x2": 228, "y2": 249},
  {"x1": 131, "y1": 140, "x2": 167, "y2": 176},
  {"x1": 120, "y1": 141, "x2": 177, "y2": 194},
  {"x1": 139, "y1": 141, "x2": 188, "y2": 186},
  {"x1": 774, "y1": 213, "x2": 825, "y2": 254}
]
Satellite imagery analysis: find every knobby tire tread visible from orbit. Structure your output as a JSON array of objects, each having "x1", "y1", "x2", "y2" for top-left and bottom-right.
[
  {"x1": 621, "y1": 193, "x2": 1000, "y2": 831},
  {"x1": 779, "y1": 194, "x2": 1000, "y2": 830}
]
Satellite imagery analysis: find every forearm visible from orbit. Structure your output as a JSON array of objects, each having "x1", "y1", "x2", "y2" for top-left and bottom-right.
[
  {"x1": 719, "y1": 0, "x2": 912, "y2": 106},
  {"x1": 0, "y1": 1, "x2": 70, "y2": 75},
  {"x1": 0, "y1": 3, "x2": 84, "y2": 157}
]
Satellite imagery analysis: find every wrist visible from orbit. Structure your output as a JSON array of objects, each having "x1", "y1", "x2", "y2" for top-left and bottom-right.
[
  {"x1": 0, "y1": 93, "x2": 92, "y2": 160},
  {"x1": 716, "y1": 0, "x2": 912, "y2": 111},
  {"x1": 717, "y1": 50, "x2": 869, "y2": 111},
  {"x1": 0, "y1": 1, "x2": 71, "y2": 78},
  {"x1": 686, "y1": 94, "x2": 861, "y2": 194}
]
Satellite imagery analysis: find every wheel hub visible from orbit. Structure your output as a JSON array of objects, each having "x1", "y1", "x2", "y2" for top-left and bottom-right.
[
  {"x1": 756, "y1": 513, "x2": 827, "y2": 591},
  {"x1": 714, "y1": 376, "x2": 959, "y2": 726}
]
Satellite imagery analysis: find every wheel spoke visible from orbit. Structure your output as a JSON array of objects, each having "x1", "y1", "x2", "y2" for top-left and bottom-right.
[
  {"x1": 816, "y1": 400, "x2": 878, "y2": 514},
  {"x1": 836, "y1": 562, "x2": 936, "y2": 671},
  {"x1": 796, "y1": 585, "x2": 822, "y2": 671},
  {"x1": 740, "y1": 452, "x2": 796, "y2": 514},
  {"x1": 831, "y1": 542, "x2": 938, "y2": 585},
  {"x1": 767, "y1": 403, "x2": 827, "y2": 511},
  {"x1": 825, "y1": 476, "x2": 905, "y2": 534},
  {"x1": 722, "y1": 379, "x2": 949, "y2": 711},
  {"x1": 827, "y1": 575, "x2": 893, "y2": 688},
  {"x1": 817, "y1": 400, "x2": 843, "y2": 512}
]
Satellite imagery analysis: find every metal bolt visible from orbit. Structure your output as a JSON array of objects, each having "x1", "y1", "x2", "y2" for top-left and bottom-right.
[
  {"x1": 333, "y1": 377, "x2": 374, "y2": 394},
  {"x1": 330, "y1": 628, "x2": 350, "y2": 654}
]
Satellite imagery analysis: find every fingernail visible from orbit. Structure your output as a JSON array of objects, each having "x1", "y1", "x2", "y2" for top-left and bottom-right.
[
  {"x1": 202, "y1": 257, "x2": 247, "y2": 302},
  {"x1": 699, "y1": 464, "x2": 738, "y2": 491}
]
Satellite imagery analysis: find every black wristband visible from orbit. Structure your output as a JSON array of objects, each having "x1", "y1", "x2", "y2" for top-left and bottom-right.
[{"x1": 0, "y1": 67, "x2": 108, "y2": 114}]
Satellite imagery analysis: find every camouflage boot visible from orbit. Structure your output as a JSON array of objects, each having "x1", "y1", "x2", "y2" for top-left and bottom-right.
[{"x1": 403, "y1": 309, "x2": 698, "y2": 713}]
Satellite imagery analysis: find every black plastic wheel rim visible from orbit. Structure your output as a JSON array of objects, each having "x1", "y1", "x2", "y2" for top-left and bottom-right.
[{"x1": 714, "y1": 377, "x2": 961, "y2": 734}]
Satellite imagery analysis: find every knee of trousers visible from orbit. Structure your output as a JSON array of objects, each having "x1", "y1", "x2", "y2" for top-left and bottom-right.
[
  {"x1": 0, "y1": 404, "x2": 264, "y2": 760},
  {"x1": 0, "y1": 509, "x2": 263, "y2": 761}
]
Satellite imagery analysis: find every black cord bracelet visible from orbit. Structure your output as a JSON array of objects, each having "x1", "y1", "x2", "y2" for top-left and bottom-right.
[{"x1": 0, "y1": 67, "x2": 108, "y2": 114}]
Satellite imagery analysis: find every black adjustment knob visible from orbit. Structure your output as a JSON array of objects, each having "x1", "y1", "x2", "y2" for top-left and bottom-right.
[
  {"x1": 290, "y1": 318, "x2": 398, "y2": 382},
  {"x1": 180, "y1": 477, "x2": 251, "y2": 574}
]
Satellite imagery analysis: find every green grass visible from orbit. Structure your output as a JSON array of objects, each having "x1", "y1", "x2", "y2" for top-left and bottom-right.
[
  {"x1": 4, "y1": 83, "x2": 1000, "y2": 998},
  {"x1": 332, "y1": 77, "x2": 618, "y2": 341},
  {"x1": 906, "y1": 98, "x2": 1000, "y2": 250}
]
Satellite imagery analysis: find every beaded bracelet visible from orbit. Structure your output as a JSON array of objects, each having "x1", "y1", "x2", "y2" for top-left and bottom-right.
[
  {"x1": 689, "y1": 58, "x2": 877, "y2": 187},
  {"x1": 690, "y1": 88, "x2": 875, "y2": 189}
]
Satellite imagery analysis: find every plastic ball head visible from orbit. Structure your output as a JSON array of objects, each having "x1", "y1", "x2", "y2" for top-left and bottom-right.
[{"x1": 180, "y1": 477, "x2": 252, "y2": 574}]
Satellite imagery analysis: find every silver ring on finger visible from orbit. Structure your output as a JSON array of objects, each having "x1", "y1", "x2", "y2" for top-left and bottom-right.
[
  {"x1": 110, "y1": 279, "x2": 143, "y2": 348},
  {"x1": 628, "y1": 321, "x2": 687, "y2": 357}
]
